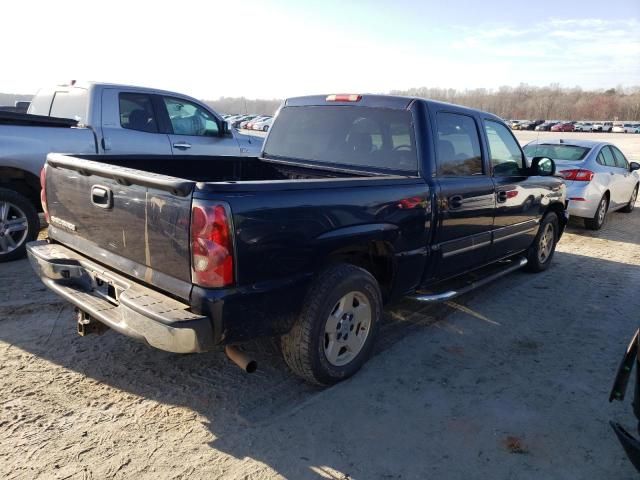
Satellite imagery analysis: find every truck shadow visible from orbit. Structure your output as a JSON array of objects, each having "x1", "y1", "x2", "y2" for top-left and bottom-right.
[{"x1": 1, "y1": 247, "x2": 639, "y2": 478}]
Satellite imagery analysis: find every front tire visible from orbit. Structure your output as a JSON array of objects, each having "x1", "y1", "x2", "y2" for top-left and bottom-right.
[
  {"x1": 281, "y1": 264, "x2": 382, "y2": 386},
  {"x1": 621, "y1": 185, "x2": 638, "y2": 213},
  {"x1": 585, "y1": 195, "x2": 608, "y2": 230},
  {"x1": 0, "y1": 188, "x2": 39, "y2": 263},
  {"x1": 525, "y1": 212, "x2": 558, "y2": 273}
]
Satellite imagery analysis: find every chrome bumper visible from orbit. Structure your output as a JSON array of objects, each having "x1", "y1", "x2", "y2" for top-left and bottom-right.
[{"x1": 26, "y1": 241, "x2": 213, "y2": 353}]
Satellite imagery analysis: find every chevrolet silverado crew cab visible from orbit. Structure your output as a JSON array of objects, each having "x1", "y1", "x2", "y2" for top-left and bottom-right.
[
  {"x1": 0, "y1": 81, "x2": 263, "y2": 262},
  {"x1": 27, "y1": 94, "x2": 567, "y2": 385}
]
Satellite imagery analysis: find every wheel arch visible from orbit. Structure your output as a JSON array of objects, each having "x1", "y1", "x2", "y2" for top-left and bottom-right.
[{"x1": 0, "y1": 167, "x2": 41, "y2": 212}]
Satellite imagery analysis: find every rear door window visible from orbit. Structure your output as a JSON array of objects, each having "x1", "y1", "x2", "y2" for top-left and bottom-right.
[
  {"x1": 598, "y1": 147, "x2": 617, "y2": 167},
  {"x1": 435, "y1": 112, "x2": 483, "y2": 176},
  {"x1": 610, "y1": 146, "x2": 629, "y2": 169},
  {"x1": 119, "y1": 93, "x2": 159, "y2": 133}
]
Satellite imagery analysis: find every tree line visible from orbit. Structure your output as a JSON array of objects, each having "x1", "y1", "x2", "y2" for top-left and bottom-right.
[{"x1": 390, "y1": 84, "x2": 640, "y2": 121}]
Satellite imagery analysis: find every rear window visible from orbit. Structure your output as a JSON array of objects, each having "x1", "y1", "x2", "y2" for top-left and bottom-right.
[
  {"x1": 263, "y1": 106, "x2": 417, "y2": 172},
  {"x1": 523, "y1": 143, "x2": 590, "y2": 161},
  {"x1": 49, "y1": 88, "x2": 89, "y2": 123}
]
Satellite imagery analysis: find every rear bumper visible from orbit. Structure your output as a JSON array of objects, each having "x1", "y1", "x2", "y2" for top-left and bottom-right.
[
  {"x1": 566, "y1": 183, "x2": 602, "y2": 218},
  {"x1": 27, "y1": 241, "x2": 214, "y2": 353}
]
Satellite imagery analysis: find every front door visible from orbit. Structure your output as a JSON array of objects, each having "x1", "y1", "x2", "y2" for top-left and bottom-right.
[
  {"x1": 482, "y1": 119, "x2": 540, "y2": 260},
  {"x1": 610, "y1": 145, "x2": 636, "y2": 207},
  {"x1": 431, "y1": 112, "x2": 495, "y2": 280}
]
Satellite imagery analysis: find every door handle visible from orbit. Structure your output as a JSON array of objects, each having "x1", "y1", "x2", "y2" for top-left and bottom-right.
[
  {"x1": 448, "y1": 195, "x2": 463, "y2": 209},
  {"x1": 497, "y1": 191, "x2": 508, "y2": 203},
  {"x1": 173, "y1": 142, "x2": 192, "y2": 150},
  {"x1": 91, "y1": 185, "x2": 113, "y2": 209}
]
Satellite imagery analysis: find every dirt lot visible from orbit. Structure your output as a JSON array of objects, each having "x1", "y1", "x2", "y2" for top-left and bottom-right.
[{"x1": 2, "y1": 152, "x2": 640, "y2": 479}]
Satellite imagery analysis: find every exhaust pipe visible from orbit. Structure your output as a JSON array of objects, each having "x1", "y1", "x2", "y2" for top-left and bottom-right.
[{"x1": 225, "y1": 345, "x2": 257, "y2": 373}]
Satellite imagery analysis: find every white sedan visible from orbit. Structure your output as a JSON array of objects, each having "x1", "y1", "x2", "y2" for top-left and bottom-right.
[
  {"x1": 574, "y1": 122, "x2": 593, "y2": 132},
  {"x1": 523, "y1": 139, "x2": 639, "y2": 230},
  {"x1": 252, "y1": 117, "x2": 273, "y2": 132}
]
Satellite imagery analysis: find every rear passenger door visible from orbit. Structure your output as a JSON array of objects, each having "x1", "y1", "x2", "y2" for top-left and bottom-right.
[
  {"x1": 100, "y1": 90, "x2": 173, "y2": 154},
  {"x1": 432, "y1": 111, "x2": 495, "y2": 279},
  {"x1": 483, "y1": 120, "x2": 540, "y2": 260},
  {"x1": 161, "y1": 96, "x2": 241, "y2": 156}
]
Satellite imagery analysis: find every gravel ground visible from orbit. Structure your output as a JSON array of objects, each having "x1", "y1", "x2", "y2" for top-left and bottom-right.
[{"x1": 1, "y1": 184, "x2": 640, "y2": 478}]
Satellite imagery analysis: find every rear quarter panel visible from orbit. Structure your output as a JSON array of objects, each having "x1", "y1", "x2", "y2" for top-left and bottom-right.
[{"x1": 196, "y1": 179, "x2": 432, "y2": 297}]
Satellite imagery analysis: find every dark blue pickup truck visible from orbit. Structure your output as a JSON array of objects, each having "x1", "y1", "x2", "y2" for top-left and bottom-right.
[{"x1": 27, "y1": 94, "x2": 567, "y2": 384}]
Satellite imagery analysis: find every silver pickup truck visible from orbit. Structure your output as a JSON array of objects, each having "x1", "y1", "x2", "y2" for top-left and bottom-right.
[{"x1": 0, "y1": 81, "x2": 263, "y2": 262}]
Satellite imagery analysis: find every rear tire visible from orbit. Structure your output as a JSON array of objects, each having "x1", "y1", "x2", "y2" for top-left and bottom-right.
[
  {"x1": 584, "y1": 195, "x2": 608, "y2": 230},
  {"x1": 620, "y1": 185, "x2": 638, "y2": 213},
  {"x1": 0, "y1": 188, "x2": 40, "y2": 263},
  {"x1": 281, "y1": 264, "x2": 382, "y2": 386},
  {"x1": 525, "y1": 212, "x2": 558, "y2": 273}
]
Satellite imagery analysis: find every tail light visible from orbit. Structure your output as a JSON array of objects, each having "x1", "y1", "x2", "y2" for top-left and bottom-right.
[
  {"x1": 40, "y1": 166, "x2": 50, "y2": 222},
  {"x1": 190, "y1": 200, "x2": 234, "y2": 288},
  {"x1": 560, "y1": 169, "x2": 594, "y2": 182}
]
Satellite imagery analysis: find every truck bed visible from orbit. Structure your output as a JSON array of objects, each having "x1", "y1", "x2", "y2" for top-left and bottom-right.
[
  {"x1": 0, "y1": 111, "x2": 78, "y2": 127},
  {"x1": 63, "y1": 154, "x2": 378, "y2": 183}
]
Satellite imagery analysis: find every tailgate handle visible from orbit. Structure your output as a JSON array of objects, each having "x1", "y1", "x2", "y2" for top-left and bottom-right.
[{"x1": 91, "y1": 185, "x2": 113, "y2": 209}]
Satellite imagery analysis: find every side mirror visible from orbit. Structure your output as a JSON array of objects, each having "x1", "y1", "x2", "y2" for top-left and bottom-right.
[
  {"x1": 221, "y1": 120, "x2": 231, "y2": 136},
  {"x1": 630, "y1": 162, "x2": 640, "y2": 172},
  {"x1": 531, "y1": 156, "x2": 556, "y2": 176}
]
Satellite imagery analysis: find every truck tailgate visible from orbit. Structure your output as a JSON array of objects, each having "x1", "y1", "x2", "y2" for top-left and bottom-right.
[{"x1": 44, "y1": 154, "x2": 195, "y2": 299}]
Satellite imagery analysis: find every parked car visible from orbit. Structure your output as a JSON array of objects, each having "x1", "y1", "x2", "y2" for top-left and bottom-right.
[
  {"x1": 0, "y1": 81, "x2": 263, "y2": 262},
  {"x1": 28, "y1": 94, "x2": 566, "y2": 385},
  {"x1": 245, "y1": 116, "x2": 271, "y2": 130},
  {"x1": 535, "y1": 121, "x2": 557, "y2": 131},
  {"x1": 510, "y1": 120, "x2": 522, "y2": 130},
  {"x1": 237, "y1": 115, "x2": 260, "y2": 129},
  {"x1": 574, "y1": 122, "x2": 593, "y2": 132},
  {"x1": 550, "y1": 122, "x2": 574, "y2": 132},
  {"x1": 252, "y1": 117, "x2": 273, "y2": 131},
  {"x1": 592, "y1": 121, "x2": 613, "y2": 132},
  {"x1": 523, "y1": 139, "x2": 639, "y2": 230}
]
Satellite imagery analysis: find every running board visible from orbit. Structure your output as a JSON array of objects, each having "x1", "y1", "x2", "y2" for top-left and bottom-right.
[{"x1": 411, "y1": 257, "x2": 528, "y2": 303}]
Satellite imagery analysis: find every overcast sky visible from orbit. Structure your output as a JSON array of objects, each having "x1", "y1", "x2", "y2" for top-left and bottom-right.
[{"x1": 1, "y1": 0, "x2": 639, "y2": 99}]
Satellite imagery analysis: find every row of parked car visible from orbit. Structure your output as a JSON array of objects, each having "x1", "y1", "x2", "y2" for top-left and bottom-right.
[
  {"x1": 509, "y1": 119, "x2": 640, "y2": 133},
  {"x1": 222, "y1": 113, "x2": 273, "y2": 132}
]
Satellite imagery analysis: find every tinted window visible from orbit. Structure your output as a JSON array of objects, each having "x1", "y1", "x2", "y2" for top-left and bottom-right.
[
  {"x1": 610, "y1": 146, "x2": 629, "y2": 169},
  {"x1": 119, "y1": 93, "x2": 158, "y2": 133},
  {"x1": 484, "y1": 120, "x2": 524, "y2": 176},
  {"x1": 598, "y1": 147, "x2": 616, "y2": 167},
  {"x1": 164, "y1": 97, "x2": 219, "y2": 136},
  {"x1": 435, "y1": 113, "x2": 483, "y2": 176},
  {"x1": 49, "y1": 88, "x2": 89, "y2": 123},
  {"x1": 263, "y1": 106, "x2": 417, "y2": 172}
]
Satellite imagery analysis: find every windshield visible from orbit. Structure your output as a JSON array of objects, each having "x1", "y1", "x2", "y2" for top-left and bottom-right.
[
  {"x1": 523, "y1": 143, "x2": 591, "y2": 161},
  {"x1": 263, "y1": 105, "x2": 417, "y2": 172}
]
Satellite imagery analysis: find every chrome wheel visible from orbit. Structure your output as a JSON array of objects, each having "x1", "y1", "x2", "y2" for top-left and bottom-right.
[
  {"x1": 597, "y1": 197, "x2": 608, "y2": 226},
  {"x1": 324, "y1": 291, "x2": 371, "y2": 367},
  {"x1": 537, "y1": 223, "x2": 555, "y2": 264},
  {"x1": 0, "y1": 201, "x2": 29, "y2": 256}
]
